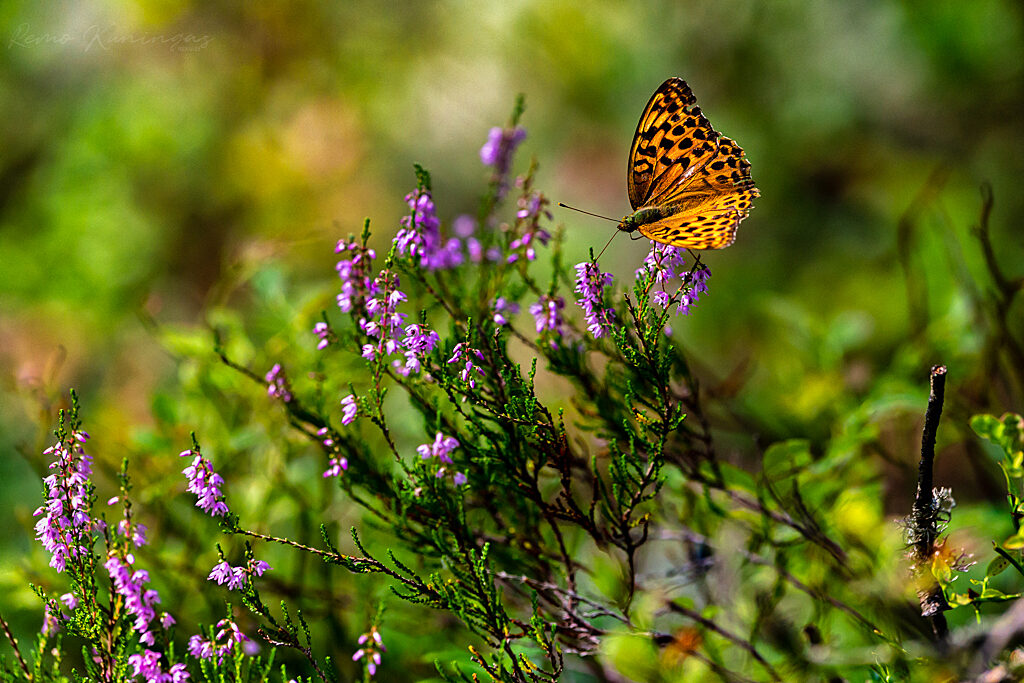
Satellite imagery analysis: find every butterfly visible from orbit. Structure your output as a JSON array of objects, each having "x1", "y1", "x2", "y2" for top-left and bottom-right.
[{"x1": 618, "y1": 78, "x2": 758, "y2": 249}]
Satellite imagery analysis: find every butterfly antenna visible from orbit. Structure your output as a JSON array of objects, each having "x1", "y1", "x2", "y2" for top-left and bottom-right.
[
  {"x1": 596, "y1": 230, "x2": 618, "y2": 261},
  {"x1": 557, "y1": 202, "x2": 620, "y2": 223}
]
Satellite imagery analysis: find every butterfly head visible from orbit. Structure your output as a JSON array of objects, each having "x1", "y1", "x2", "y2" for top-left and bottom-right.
[{"x1": 619, "y1": 207, "x2": 668, "y2": 234}]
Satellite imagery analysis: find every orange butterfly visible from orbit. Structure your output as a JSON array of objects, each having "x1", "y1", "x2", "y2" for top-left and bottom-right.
[{"x1": 617, "y1": 78, "x2": 758, "y2": 250}]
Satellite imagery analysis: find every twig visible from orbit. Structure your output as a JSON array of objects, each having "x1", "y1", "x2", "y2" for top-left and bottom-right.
[
  {"x1": 0, "y1": 610, "x2": 31, "y2": 679},
  {"x1": 911, "y1": 364, "x2": 950, "y2": 639}
]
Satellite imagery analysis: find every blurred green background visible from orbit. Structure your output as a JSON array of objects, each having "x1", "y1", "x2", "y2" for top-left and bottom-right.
[{"x1": 1, "y1": 0, "x2": 1022, "y2": 678}]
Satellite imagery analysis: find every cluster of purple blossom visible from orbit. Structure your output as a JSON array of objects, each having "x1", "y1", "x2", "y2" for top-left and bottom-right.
[
  {"x1": 417, "y1": 432, "x2": 467, "y2": 486},
  {"x1": 507, "y1": 184, "x2": 552, "y2": 264},
  {"x1": 33, "y1": 429, "x2": 98, "y2": 573},
  {"x1": 352, "y1": 625, "x2": 386, "y2": 677},
  {"x1": 492, "y1": 297, "x2": 519, "y2": 326},
  {"x1": 208, "y1": 557, "x2": 272, "y2": 591},
  {"x1": 32, "y1": 424, "x2": 271, "y2": 682},
  {"x1": 637, "y1": 242, "x2": 713, "y2": 317},
  {"x1": 480, "y1": 125, "x2": 526, "y2": 197},
  {"x1": 357, "y1": 269, "x2": 442, "y2": 378},
  {"x1": 395, "y1": 188, "x2": 463, "y2": 271},
  {"x1": 335, "y1": 237, "x2": 378, "y2": 314},
  {"x1": 187, "y1": 618, "x2": 252, "y2": 666},
  {"x1": 265, "y1": 364, "x2": 293, "y2": 403},
  {"x1": 105, "y1": 555, "x2": 163, "y2": 645},
  {"x1": 530, "y1": 295, "x2": 566, "y2": 339},
  {"x1": 180, "y1": 448, "x2": 229, "y2": 517},
  {"x1": 574, "y1": 261, "x2": 615, "y2": 338},
  {"x1": 447, "y1": 343, "x2": 485, "y2": 389}
]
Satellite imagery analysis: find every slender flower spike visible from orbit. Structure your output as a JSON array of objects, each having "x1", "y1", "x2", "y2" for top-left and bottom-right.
[
  {"x1": 447, "y1": 343, "x2": 486, "y2": 389},
  {"x1": 396, "y1": 323, "x2": 440, "y2": 376},
  {"x1": 574, "y1": 261, "x2": 615, "y2": 338},
  {"x1": 106, "y1": 556, "x2": 162, "y2": 646},
  {"x1": 180, "y1": 449, "x2": 229, "y2": 517},
  {"x1": 313, "y1": 321, "x2": 332, "y2": 350},
  {"x1": 530, "y1": 296, "x2": 566, "y2": 337},
  {"x1": 636, "y1": 242, "x2": 713, "y2": 318},
  {"x1": 507, "y1": 187, "x2": 552, "y2": 263},
  {"x1": 492, "y1": 297, "x2": 520, "y2": 326},
  {"x1": 353, "y1": 626, "x2": 386, "y2": 678},
  {"x1": 188, "y1": 618, "x2": 251, "y2": 665},
  {"x1": 361, "y1": 269, "x2": 408, "y2": 360},
  {"x1": 340, "y1": 394, "x2": 358, "y2": 425},
  {"x1": 416, "y1": 432, "x2": 460, "y2": 464},
  {"x1": 335, "y1": 237, "x2": 378, "y2": 314},
  {"x1": 265, "y1": 364, "x2": 293, "y2": 403},
  {"x1": 481, "y1": 126, "x2": 526, "y2": 198},
  {"x1": 33, "y1": 428, "x2": 98, "y2": 573},
  {"x1": 395, "y1": 188, "x2": 463, "y2": 271}
]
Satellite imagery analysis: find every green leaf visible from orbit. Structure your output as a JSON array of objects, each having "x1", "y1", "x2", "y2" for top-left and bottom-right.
[
  {"x1": 970, "y1": 414, "x2": 1001, "y2": 443},
  {"x1": 986, "y1": 555, "x2": 1011, "y2": 577}
]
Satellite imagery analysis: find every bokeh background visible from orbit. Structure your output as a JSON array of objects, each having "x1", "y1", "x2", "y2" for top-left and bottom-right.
[{"x1": 1, "y1": 1, "x2": 1023, "y2": 679}]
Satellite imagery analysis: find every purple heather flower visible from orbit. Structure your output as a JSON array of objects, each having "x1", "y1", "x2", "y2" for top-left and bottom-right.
[
  {"x1": 161, "y1": 613, "x2": 176, "y2": 629},
  {"x1": 317, "y1": 427, "x2": 335, "y2": 448},
  {"x1": 416, "y1": 432, "x2": 460, "y2": 464},
  {"x1": 361, "y1": 270, "x2": 408, "y2": 360},
  {"x1": 636, "y1": 242, "x2": 688, "y2": 283},
  {"x1": 336, "y1": 237, "x2": 378, "y2": 314},
  {"x1": 395, "y1": 189, "x2": 439, "y2": 258},
  {"x1": 128, "y1": 649, "x2": 190, "y2": 683},
  {"x1": 208, "y1": 558, "x2": 271, "y2": 591},
  {"x1": 492, "y1": 297, "x2": 520, "y2": 326},
  {"x1": 480, "y1": 126, "x2": 526, "y2": 197},
  {"x1": 574, "y1": 261, "x2": 615, "y2": 338},
  {"x1": 116, "y1": 519, "x2": 148, "y2": 548},
  {"x1": 106, "y1": 556, "x2": 161, "y2": 646},
  {"x1": 353, "y1": 626, "x2": 386, "y2": 678},
  {"x1": 323, "y1": 454, "x2": 348, "y2": 478},
  {"x1": 395, "y1": 189, "x2": 463, "y2": 271},
  {"x1": 394, "y1": 323, "x2": 440, "y2": 376},
  {"x1": 636, "y1": 243, "x2": 712, "y2": 316},
  {"x1": 41, "y1": 604, "x2": 61, "y2": 636},
  {"x1": 188, "y1": 618, "x2": 250, "y2": 665},
  {"x1": 529, "y1": 296, "x2": 565, "y2": 337},
  {"x1": 507, "y1": 189, "x2": 552, "y2": 263},
  {"x1": 447, "y1": 343, "x2": 486, "y2": 388},
  {"x1": 180, "y1": 449, "x2": 229, "y2": 517},
  {"x1": 453, "y1": 472, "x2": 468, "y2": 486},
  {"x1": 313, "y1": 321, "x2": 332, "y2": 350},
  {"x1": 340, "y1": 394, "x2": 358, "y2": 425},
  {"x1": 265, "y1": 364, "x2": 293, "y2": 403},
  {"x1": 33, "y1": 429, "x2": 98, "y2": 573},
  {"x1": 59, "y1": 592, "x2": 77, "y2": 610}
]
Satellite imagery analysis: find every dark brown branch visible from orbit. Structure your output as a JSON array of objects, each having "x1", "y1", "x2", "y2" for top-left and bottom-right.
[
  {"x1": 0, "y1": 610, "x2": 31, "y2": 679},
  {"x1": 911, "y1": 364, "x2": 950, "y2": 639}
]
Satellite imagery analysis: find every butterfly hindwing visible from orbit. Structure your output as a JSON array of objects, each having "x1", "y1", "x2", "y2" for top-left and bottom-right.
[{"x1": 636, "y1": 187, "x2": 759, "y2": 250}]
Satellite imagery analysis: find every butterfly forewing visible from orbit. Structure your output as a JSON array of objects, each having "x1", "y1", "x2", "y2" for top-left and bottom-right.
[
  {"x1": 627, "y1": 77, "x2": 758, "y2": 250},
  {"x1": 627, "y1": 78, "x2": 721, "y2": 210}
]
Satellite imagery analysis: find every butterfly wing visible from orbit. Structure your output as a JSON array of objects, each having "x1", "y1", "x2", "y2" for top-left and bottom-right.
[
  {"x1": 628, "y1": 78, "x2": 759, "y2": 249},
  {"x1": 636, "y1": 187, "x2": 759, "y2": 250},
  {"x1": 627, "y1": 78, "x2": 723, "y2": 210}
]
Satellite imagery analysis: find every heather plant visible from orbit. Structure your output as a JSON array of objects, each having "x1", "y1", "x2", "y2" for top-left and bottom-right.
[{"x1": 4, "y1": 98, "x2": 1024, "y2": 683}]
